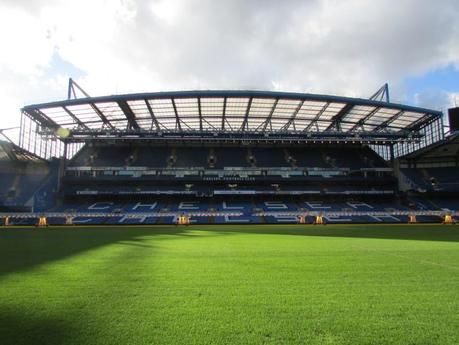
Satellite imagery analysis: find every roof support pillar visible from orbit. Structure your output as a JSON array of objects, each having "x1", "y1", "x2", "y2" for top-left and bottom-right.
[
  {"x1": 221, "y1": 97, "x2": 227, "y2": 131},
  {"x1": 240, "y1": 97, "x2": 253, "y2": 131},
  {"x1": 145, "y1": 100, "x2": 161, "y2": 131},
  {"x1": 171, "y1": 98, "x2": 182, "y2": 131},
  {"x1": 117, "y1": 100, "x2": 140, "y2": 130}
]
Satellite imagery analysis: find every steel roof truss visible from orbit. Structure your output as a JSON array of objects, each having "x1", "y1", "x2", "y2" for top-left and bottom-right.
[
  {"x1": 201, "y1": 118, "x2": 219, "y2": 131},
  {"x1": 27, "y1": 109, "x2": 59, "y2": 129},
  {"x1": 324, "y1": 103, "x2": 354, "y2": 131},
  {"x1": 62, "y1": 106, "x2": 89, "y2": 130},
  {"x1": 405, "y1": 113, "x2": 430, "y2": 131},
  {"x1": 280, "y1": 100, "x2": 305, "y2": 131},
  {"x1": 239, "y1": 97, "x2": 253, "y2": 132},
  {"x1": 144, "y1": 99, "x2": 161, "y2": 131},
  {"x1": 348, "y1": 107, "x2": 381, "y2": 132},
  {"x1": 373, "y1": 110, "x2": 405, "y2": 132},
  {"x1": 224, "y1": 118, "x2": 233, "y2": 131},
  {"x1": 260, "y1": 98, "x2": 279, "y2": 133},
  {"x1": 304, "y1": 102, "x2": 331, "y2": 132},
  {"x1": 90, "y1": 103, "x2": 114, "y2": 129}
]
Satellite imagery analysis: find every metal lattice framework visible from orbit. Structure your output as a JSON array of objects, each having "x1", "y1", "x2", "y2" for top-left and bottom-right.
[{"x1": 19, "y1": 90, "x2": 444, "y2": 159}]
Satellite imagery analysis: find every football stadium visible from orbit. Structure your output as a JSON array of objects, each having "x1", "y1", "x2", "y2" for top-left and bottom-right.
[{"x1": 1, "y1": 83, "x2": 459, "y2": 344}]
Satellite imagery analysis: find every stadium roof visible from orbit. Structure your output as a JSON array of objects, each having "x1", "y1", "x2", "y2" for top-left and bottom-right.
[{"x1": 22, "y1": 90, "x2": 442, "y2": 139}]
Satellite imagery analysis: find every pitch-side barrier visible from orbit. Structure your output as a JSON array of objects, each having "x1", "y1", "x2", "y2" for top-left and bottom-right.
[{"x1": 1, "y1": 210, "x2": 457, "y2": 226}]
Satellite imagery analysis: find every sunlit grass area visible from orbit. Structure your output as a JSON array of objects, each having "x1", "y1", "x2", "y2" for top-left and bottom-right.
[{"x1": 1, "y1": 224, "x2": 458, "y2": 345}]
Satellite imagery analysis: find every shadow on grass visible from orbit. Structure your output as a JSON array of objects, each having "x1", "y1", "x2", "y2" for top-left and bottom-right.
[
  {"x1": 199, "y1": 223, "x2": 459, "y2": 243},
  {"x1": 0, "y1": 308, "x2": 76, "y2": 345},
  {"x1": 0, "y1": 226, "x2": 186, "y2": 278},
  {"x1": 1, "y1": 224, "x2": 457, "y2": 279}
]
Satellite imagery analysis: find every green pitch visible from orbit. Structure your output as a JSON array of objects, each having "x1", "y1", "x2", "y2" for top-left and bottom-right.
[{"x1": 1, "y1": 224, "x2": 458, "y2": 345}]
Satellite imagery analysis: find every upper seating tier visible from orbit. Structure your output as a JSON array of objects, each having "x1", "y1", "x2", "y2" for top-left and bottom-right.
[{"x1": 69, "y1": 144, "x2": 388, "y2": 170}]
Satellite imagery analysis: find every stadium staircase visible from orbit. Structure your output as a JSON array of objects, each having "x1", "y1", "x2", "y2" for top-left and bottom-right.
[
  {"x1": 167, "y1": 149, "x2": 177, "y2": 168},
  {"x1": 208, "y1": 149, "x2": 216, "y2": 168},
  {"x1": 407, "y1": 196, "x2": 440, "y2": 211},
  {"x1": 10, "y1": 174, "x2": 21, "y2": 197},
  {"x1": 321, "y1": 151, "x2": 335, "y2": 168},
  {"x1": 125, "y1": 148, "x2": 138, "y2": 166},
  {"x1": 247, "y1": 149, "x2": 257, "y2": 167},
  {"x1": 284, "y1": 149, "x2": 297, "y2": 168},
  {"x1": 420, "y1": 169, "x2": 433, "y2": 188},
  {"x1": 32, "y1": 158, "x2": 61, "y2": 212}
]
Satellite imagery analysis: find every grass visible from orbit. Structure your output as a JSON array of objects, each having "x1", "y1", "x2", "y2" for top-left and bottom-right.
[{"x1": 0, "y1": 224, "x2": 458, "y2": 345}]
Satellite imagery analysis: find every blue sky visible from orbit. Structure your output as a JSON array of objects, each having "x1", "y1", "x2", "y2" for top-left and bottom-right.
[
  {"x1": 43, "y1": 52, "x2": 86, "y2": 81},
  {"x1": 406, "y1": 65, "x2": 459, "y2": 95},
  {"x1": 404, "y1": 65, "x2": 459, "y2": 110}
]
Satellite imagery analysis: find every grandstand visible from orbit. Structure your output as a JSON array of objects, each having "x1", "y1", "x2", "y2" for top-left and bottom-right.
[
  {"x1": 1, "y1": 84, "x2": 458, "y2": 225},
  {"x1": 398, "y1": 131, "x2": 459, "y2": 211},
  {"x1": 0, "y1": 140, "x2": 57, "y2": 212}
]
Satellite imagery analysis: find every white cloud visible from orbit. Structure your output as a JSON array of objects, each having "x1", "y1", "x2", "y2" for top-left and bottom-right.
[{"x1": 1, "y1": 0, "x2": 459, "y2": 143}]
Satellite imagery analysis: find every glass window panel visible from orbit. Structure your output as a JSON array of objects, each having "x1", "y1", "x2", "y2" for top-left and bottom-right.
[
  {"x1": 248, "y1": 98, "x2": 276, "y2": 119},
  {"x1": 66, "y1": 104, "x2": 100, "y2": 123},
  {"x1": 296, "y1": 109, "x2": 321, "y2": 119},
  {"x1": 148, "y1": 99, "x2": 175, "y2": 119},
  {"x1": 247, "y1": 119, "x2": 265, "y2": 130},
  {"x1": 340, "y1": 123, "x2": 354, "y2": 131},
  {"x1": 96, "y1": 102, "x2": 125, "y2": 122},
  {"x1": 362, "y1": 124, "x2": 376, "y2": 131},
  {"x1": 84, "y1": 121, "x2": 104, "y2": 129},
  {"x1": 201, "y1": 97, "x2": 224, "y2": 117},
  {"x1": 126, "y1": 100, "x2": 161, "y2": 129},
  {"x1": 366, "y1": 115, "x2": 394, "y2": 126},
  {"x1": 316, "y1": 121, "x2": 332, "y2": 131},
  {"x1": 174, "y1": 98, "x2": 199, "y2": 120},
  {"x1": 270, "y1": 118, "x2": 289, "y2": 130},
  {"x1": 44, "y1": 112, "x2": 75, "y2": 126},
  {"x1": 390, "y1": 119, "x2": 416, "y2": 127},
  {"x1": 40, "y1": 107, "x2": 75, "y2": 126},
  {"x1": 272, "y1": 99, "x2": 300, "y2": 120},
  {"x1": 293, "y1": 119, "x2": 312, "y2": 131},
  {"x1": 226, "y1": 98, "x2": 249, "y2": 116},
  {"x1": 202, "y1": 118, "x2": 221, "y2": 130},
  {"x1": 226, "y1": 117, "x2": 244, "y2": 129}
]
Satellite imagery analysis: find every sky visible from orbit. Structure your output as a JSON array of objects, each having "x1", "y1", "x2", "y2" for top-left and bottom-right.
[{"x1": 1, "y1": 0, "x2": 459, "y2": 141}]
